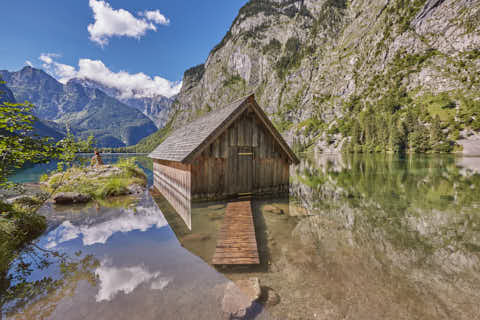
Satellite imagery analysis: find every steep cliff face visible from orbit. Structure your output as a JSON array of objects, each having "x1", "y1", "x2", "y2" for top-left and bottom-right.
[{"x1": 172, "y1": 0, "x2": 480, "y2": 153}]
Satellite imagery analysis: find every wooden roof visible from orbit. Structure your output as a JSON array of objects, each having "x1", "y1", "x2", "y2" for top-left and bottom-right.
[{"x1": 148, "y1": 94, "x2": 299, "y2": 164}]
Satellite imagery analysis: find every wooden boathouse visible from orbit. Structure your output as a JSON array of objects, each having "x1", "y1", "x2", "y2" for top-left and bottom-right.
[{"x1": 148, "y1": 94, "x2": 299, "y2": 222}]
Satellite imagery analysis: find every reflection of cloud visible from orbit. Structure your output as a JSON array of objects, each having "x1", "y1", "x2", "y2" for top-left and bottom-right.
[
  {"x1": 45, "y1": 205, "x2": 168, "y2": 248},
  {"x1": 95, "y1": 260, "x2": 172, "y2": 302},
  {"x1": 150, "y1": 277, "x2": 170, "y2": 290}
]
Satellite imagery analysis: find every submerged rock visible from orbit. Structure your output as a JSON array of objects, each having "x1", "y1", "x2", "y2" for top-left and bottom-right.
[
  {"x1": 235, "y1": 277, "x2": 261, "y2": 302},
  {"x1": 261, "y1": 287, "x2": 280, "y2": 307},
  {"x1": 53, "y1": 192, "x2": 91, "y2": 204},
  {"x1": 222, "y1": 278, "x2": 262, "y2": 318}
]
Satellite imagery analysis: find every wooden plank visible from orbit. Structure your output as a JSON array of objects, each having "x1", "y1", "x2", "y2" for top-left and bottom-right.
[
  {"x1": 222, "y1": 132, "x2": 229, "y2": 158},
  {"x1": 213, "y1": 138, "x2": 220, "y2": 158},
  {"x1": 252, "y1": 122, "x2": 258, "y2": 147},
  {"x1": 212, "y1": 201, "x2": 260, "y2": 265},
  {"x1": 245, "y1": 116, "x2": 252, "y2": 147}
]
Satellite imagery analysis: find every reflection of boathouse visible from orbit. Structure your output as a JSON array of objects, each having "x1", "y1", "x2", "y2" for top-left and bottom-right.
[{"x1": 148, "y1": 94, "x2": 299, "y2": 220}]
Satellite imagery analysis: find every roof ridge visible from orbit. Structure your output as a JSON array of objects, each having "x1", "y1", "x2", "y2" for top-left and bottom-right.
[
  {"x1": 148, "y1": 93, "x2": 299, "y2": 164},
  {"x1": 148, "y1": 95, "x2": 250, "y2": 162}
]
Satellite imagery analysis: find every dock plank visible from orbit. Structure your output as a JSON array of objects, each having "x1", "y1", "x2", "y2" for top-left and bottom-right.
[{"x1": 212, "y1": 200, "x2": 260, "y2": 265}]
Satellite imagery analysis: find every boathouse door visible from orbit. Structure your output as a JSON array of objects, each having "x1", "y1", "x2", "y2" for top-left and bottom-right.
[{"x1": 236, "y1": 146, "x2": 254, "y2": 195}]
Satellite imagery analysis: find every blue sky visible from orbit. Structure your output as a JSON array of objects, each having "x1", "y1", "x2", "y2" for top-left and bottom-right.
[{"x1": 0, "y1": 0, "x2": 248, "y2": 98}]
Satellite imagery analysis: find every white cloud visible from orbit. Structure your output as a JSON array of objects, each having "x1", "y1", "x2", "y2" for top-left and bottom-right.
[
  {"x1": 25, "y1": 60, "x2": 33, "y2": 67},
  {"x1": 38, "y1": 54, "x2": 181, "y2": 98},
  {"x1": 95, "y1": 261, "x2": 172, "y2": 302},
  {"x1": 141, "y1": 10, "x2": 170, "y2": 25},
  {"x1": 45, "y1": 203, "x2": 169, "y2": 248},
  {"x1": 40, "y1": 53, "x2": 79, "y2": 84},
  {"x1": 39, "y1": 53, "x2": 59, "y2": 65},
  {"x1": 87, "y1": 0, "x2": 169, "y2": 46}
]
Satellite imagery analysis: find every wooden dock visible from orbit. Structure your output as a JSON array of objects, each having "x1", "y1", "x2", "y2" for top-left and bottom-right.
[{"x1": 212, "y1": 201, "x2": 260, "y2": 265}]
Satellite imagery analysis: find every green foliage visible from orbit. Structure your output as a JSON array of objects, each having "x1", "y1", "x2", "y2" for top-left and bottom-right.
[
  {"x1": 183, "y1": 64, "x2": 205, "y2": 88},
  {"x1": 341, "y1": 90, "x2": 456, "y2": 154},
  {"x1": 418, "y1": 93, "x2": 456, "y2": 122},
  {"x1": 262, "y1": 38, "x2": 282, "y2": 55},
  {"x1": 55, "y1": 129, "x2": 95, "y2": 172},
  {"x1": 112, "y1": 112, "x2": 178, "y2": 154},
  {"x1": 325, "y1": 0, "x2": 347, "y2": 9},
  {"x1": 275, "y1": 37, "x2": 304, "y2": 79},
  {"x1": 97, "y1": 178, "x2": 130, "y2": 198},
  {"x1": 386, "y1": 0, "x2": 427, "y2": 33},
  {"x1": 223, "y1": 75, "x2": 245, "y2": 88},
  {"x1": 0, "y1": 200, "x2": 47, "y2": 278},
  {"x1": 295, "y1": 154, "x2": 480, "y2": 255},
  {"x1": 43, "y1": 158, "x2": 147, "y2": 200},
  {"x1": 115, "y1": 157, "x2": 147, "y2": 180},
  {"x1": 0, "y1": 89, "x2": 57, "y2": 188}
]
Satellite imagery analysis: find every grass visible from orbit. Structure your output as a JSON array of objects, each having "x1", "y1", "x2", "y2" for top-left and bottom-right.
[{"x1": 42, "y1": 158, "x2": 147, "y2": 201}]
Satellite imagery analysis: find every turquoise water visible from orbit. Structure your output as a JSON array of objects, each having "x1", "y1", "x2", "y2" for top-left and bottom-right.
[{"x1": 9, "y1": 154, "x2": 154, "y2": 185}]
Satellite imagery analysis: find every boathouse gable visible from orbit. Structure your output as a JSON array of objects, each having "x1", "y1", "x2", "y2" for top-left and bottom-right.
[{"x1": 149, "y1": 94, "x2": 299, "y2": 219}]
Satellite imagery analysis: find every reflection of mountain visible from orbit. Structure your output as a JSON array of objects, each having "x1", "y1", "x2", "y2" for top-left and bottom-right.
[
  {"x1": 45, "y1": 198, "x2": 168, "y2": 248},
  {"x1": 285, "y1": 154, "x2": 480, "y2": 318},
  {"x1": 95, "y1": 260, "x2": 171, "y2": 302}
]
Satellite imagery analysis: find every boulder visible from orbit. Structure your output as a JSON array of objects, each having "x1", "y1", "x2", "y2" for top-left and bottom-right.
[
  {"x1": 235, "y1": 277, "x2": 261, "y2": 302},
  {"x1": 53, "y1": 192, "x2": 91, "y2": 204},
  {"x1": 222, "y1": 278, "x2": 261, "y2": 318}
]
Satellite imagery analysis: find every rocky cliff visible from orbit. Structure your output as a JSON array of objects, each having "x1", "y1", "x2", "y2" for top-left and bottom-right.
[{"x1": 170, "y1": 0, "x2": 480, "y2": 154}]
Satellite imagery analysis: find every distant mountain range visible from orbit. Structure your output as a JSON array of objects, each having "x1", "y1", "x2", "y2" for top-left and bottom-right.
[
  {"x1": 69, "y1": 78, "x2": 174, "y2": 128},
  {"x1": 0, "y1": 81, "x2": 65, "y2": 140},
  {"x1": 0, "y1": 67, "x2": 165, "y2": 147}
]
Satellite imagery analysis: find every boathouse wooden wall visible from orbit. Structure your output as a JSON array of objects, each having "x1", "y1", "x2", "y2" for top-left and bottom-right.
[
  {"x1": 153, "y1": 160, "x2": 191, "y2": 227},
  {"x1": 190, "y1": 107, "x2": 290, "y2": 200}
]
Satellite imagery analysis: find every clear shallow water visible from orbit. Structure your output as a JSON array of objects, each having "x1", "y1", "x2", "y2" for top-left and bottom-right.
[
  {"x1": 156, "y1": 154, "x2": 480, "y2": 320},
  {"x1": 2, "y1": 194, "x2": 268, "y2": 319},
  {"x1": 4, "y1": 154, "x2": 480, "y2": 320}
]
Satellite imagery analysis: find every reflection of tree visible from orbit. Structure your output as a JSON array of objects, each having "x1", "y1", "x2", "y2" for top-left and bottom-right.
[
  {"x1": 1, "y1": 245, "x2": 99, "y2": 319},
  {"x1": 292, "y1": 154, "x2": 480, "y2": 254}
]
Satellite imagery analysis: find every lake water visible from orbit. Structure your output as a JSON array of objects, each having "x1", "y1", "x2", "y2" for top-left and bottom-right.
[
  {"x1": 2, "y1": 154, "x2": 480, "y2": 319},
  {"x1": 8, "y1": 154, "x2": 154, "y2": 185}
]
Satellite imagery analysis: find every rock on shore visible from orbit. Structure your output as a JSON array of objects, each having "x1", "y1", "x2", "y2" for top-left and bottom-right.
[{"x1": 53, "y1": 192, "x2": 92, "y2": 204}]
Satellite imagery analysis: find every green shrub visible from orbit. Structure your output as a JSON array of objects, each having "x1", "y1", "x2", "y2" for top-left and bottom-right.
[
  {"x1": 262, "y1": 38, "x2": 282, "y2": 55},
  {"x1": 96, "y1": 178, "x2": 129, "y2": 198}
]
